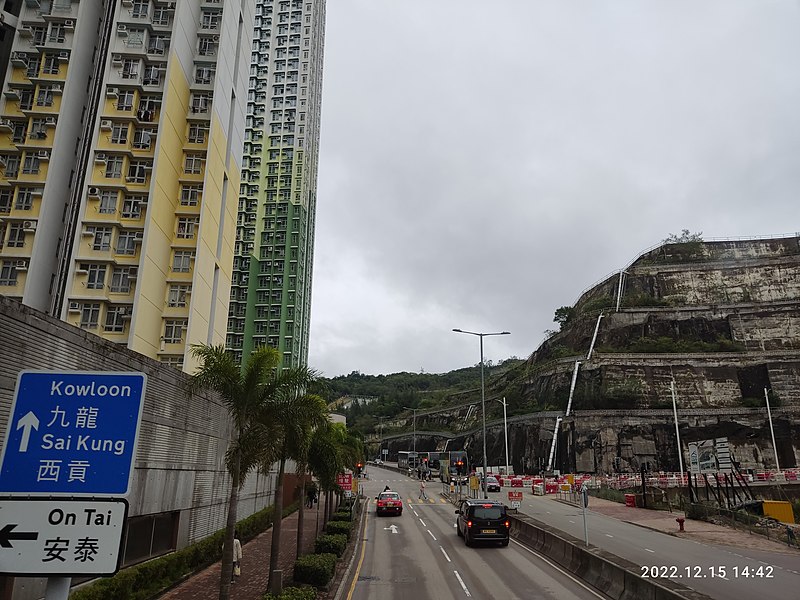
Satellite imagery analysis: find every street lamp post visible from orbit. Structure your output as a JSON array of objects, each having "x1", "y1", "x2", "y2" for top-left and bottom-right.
[
  {"x1": 495, "y1": 397, "x2": 510, "y2": 476},
  {"x1": 453, "y1": 328, "x2": 511, "y2": 499}
]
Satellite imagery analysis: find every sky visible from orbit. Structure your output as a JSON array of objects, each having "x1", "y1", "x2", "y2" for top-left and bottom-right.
[{"x1": 307, "y1": 0, "x2": 800, "y2": 378}]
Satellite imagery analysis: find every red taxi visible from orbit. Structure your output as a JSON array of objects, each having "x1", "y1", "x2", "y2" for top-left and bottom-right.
[{"x1": 375, "y1": 491, "x2": 403, "y2": 516}]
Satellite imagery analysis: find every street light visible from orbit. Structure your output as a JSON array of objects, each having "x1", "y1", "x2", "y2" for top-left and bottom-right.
[
  {"x1": 495, "y1": 397, "x2": 510, "y2": 476},
  {"x1": 453, "y1": 328, "x2": 511, "y2": 498}
]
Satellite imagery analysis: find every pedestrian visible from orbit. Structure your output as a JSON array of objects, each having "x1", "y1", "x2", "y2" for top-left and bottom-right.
[
  {"x1": 306, "y1": 486, "x2": 316, "y2": 508},
  {"x1": 418, "y1": 479, "x2": 428, "y2": 500},
  {"x1": 231, "y1": 530, "x2": 242, "y2": 583},
  {"x1": 383, "y1": 485, "x2": 391, "y2": 492},
  {"x1": 787, "y1": 525, "x2": 797, "y2": 548}
]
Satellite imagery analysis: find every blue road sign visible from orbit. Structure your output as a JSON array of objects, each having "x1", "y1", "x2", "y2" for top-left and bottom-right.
[{"x1": 0, "y1": 371, "x2": 146, "y2": 496}]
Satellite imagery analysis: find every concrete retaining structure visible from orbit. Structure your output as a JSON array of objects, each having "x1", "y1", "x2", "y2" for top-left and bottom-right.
[{"x1": 509, "y1": 513, "x2": 714, "y2": 600}]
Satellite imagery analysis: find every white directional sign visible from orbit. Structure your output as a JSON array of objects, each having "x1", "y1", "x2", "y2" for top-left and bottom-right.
[
  {"x1": 0, "y1": 371, "x2": 146, "y2": 496},
  {"x1": 0, "y1": 498, "x2": 128, "y2": 576},
  {"x1": 383, "y1": 525, "x2": 399, "y2": 534}
]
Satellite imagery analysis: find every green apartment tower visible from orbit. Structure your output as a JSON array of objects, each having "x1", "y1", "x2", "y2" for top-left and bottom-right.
[{"x1": 227, "y1": 0, "x2": 326, "y2": 367}]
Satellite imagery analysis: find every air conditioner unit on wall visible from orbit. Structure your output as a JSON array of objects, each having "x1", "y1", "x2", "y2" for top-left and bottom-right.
[
  {"x1": 22, "y1": 220, "x2": 36, "y2": 232},
  {"x1": 94, "y1": 153, "x2": 107, "y2": 163},
  {"x1": 106, "y1": 87, "x2": 119, "y2": 98},
  {"x1": 15, "y1": 260, "x2": 28, "y2": 270},
  {"x1": 88, "y1": 186, "x2": 100, "y2": 197},
  {"x1": 68, "y1": 302, "x2": 81, "y2": 312},
  {"x1": 100, "y1": 120, "x2": 112, "y2": 130}
]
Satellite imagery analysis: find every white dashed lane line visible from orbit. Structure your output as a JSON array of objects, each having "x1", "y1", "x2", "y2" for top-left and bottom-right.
[
  {"x1": 454, "y1": 570, "x2": 472, "y2": 597},
  {"x1": 428, "y1": 530, "x2": 437, "y2": 541},
  {"x1": 440, "y1": 547, "x2": 451, "y2": 562}
]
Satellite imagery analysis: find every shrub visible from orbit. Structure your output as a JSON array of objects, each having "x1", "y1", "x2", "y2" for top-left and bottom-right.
[
  {"x1": 262, "y1": 586, "x2": 318, "y2": 600},
  {"x1": 325, "y1": 520, "x2": 353, "y2": 539},
  {"x1": 314, "y1": 533, "x2": 347, "y2": 557},
  {"x1": 329, "y1": 511, "x2": 352, "y2": 522},
  {"x1": 293, "y1": 553, "x2": 337, "y2": 587}
]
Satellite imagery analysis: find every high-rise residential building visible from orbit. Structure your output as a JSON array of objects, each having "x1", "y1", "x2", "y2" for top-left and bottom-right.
[
  {"x1": 227, "y1": 0, "x2": 326, "y2": 369},
  {"x1": 0, "y1": 0, "x2": 255, "y2": 373}
]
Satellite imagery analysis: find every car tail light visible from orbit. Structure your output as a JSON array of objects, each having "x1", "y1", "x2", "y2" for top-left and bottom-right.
[
  {"x1": 467, "y1": 520, "x2": 473, "y2": 528},
  {"x1": 504, "y1": 520, "x2": 510, "y2": 528}
]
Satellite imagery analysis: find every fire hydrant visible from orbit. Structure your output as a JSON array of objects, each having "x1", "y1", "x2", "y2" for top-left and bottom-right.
[{"x1": 676, "y1": 517, "x2": 685, "y2": 532}]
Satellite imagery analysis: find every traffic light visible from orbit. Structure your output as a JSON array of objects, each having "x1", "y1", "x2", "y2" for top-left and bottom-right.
[
  {"x1": 356, "y1": 462, "x2": 363, "y2": 475},
  {"x1": 456, "y1": 460, "x2": 463, "y2": 475}
]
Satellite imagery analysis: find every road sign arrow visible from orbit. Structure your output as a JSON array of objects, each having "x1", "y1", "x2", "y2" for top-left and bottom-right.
[
  {"x1": 383, "y1": 525, "x2": 399, "y2": 534},
  {"x1": 15, "y1": 411, "x2": 39, "y2": 453},
  {"x1": 0, "y1": 523, "x2": 39, "y2": 548}
]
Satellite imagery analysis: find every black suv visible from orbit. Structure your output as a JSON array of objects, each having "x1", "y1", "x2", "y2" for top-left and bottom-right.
[{"x1": 455, "y1": 499, "x2": 510, "y2": 547}]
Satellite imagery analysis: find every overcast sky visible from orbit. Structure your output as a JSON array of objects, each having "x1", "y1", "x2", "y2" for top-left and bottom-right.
[{"x1": 307, "y1": 0, "x2": 800, "y2": 378}]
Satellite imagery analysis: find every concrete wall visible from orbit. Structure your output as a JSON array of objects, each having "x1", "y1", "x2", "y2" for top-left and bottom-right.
[{"x1": 0, "y1": 296, "x2": 275, "y2": 600}]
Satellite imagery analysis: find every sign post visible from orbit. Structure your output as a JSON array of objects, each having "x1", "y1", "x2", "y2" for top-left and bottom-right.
[
  {"x1": 507, "y1": 490, "x2": 522, "y2": 510},
  {"x1": 0, "y1": 371, "x2": 146, "y2": 599}
]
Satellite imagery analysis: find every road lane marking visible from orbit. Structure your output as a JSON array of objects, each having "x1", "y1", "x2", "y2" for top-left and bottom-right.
[
  {"x1": 645, "y1": 548, "x2": 655, "y2": 553},
  {"x1": 440, "y1": 546, "x2": 451, "y2": 562},
  {"x1": 546, "y1": 511, "x2": 551, "y2": 514},
  {"x1": 453, "y1": 570, "x2": 472, "y2": 597},
  {"x1": 569, "y1": 520, "x2": 576, "y2": 524},
  {"x1": 511, "y1": 540, "x2": 607, "y2": 599},
  {"x1": 419, "y1": 518, "x2": 427, "y2": 527},
  {"x1": 428, "y1": 530, "x2": 437, "y2": 541},
  {"x1": 605, "y1": 534, "x2": 613, "y2": 538},
  {"x1": 346, "y1": 501, "x2": 369, "y2": 600}
]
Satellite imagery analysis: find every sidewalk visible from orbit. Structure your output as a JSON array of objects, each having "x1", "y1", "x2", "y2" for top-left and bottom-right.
[
  {"x1": 578, "y1": 496, "x2": 798, "y2": 554},
  {"x1": 159, "y1": 504, "x2": 325, "y2": 600}
]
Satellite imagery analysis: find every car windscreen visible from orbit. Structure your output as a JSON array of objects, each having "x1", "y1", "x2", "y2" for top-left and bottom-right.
[
  {"x1": 471, "y1": 507, "x2": 504, "y2": 519},
  {"x1": 380, "y1": 493, "x2": 400, "y2": 500}
]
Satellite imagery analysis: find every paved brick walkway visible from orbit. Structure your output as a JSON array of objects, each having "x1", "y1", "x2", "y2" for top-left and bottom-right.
[{"x1": 160, "y1": 504, "x2": 325, "y2": 600}]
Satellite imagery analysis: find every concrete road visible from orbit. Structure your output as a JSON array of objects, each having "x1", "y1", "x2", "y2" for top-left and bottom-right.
[
  {"x1": 508, "y1": 492, "x2": 800, "y2": 600},
  {"x1": 342, "y1": 467, "x2": 607, "y2": 600}
]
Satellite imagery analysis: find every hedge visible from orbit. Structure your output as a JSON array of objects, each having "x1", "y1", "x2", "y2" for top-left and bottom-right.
[
  {"x1": 293, "y1": 553, "x2": 337, "y2": 587},
  {"x1": 262, "y1": 585, "x2": 318, "y2": 600},
  {"x1": 314, "y1": 533, "x2": 347, "y2": 557},
  {"x1": 69, "y1": 502, "x2": 298, "y2": 600},
  {"x1": 325, "y1": 520, "x2": 353, "y2": 539},
  {"x1": 329, "y1": 511, "x2": 352, "y2": 522}
]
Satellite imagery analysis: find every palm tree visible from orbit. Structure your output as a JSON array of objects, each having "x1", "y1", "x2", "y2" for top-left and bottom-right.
[
  {"x1": 261, "y1": 368, "x2": 328, "y2": 594},
  {"x1": 189, "y1": 344, "x2": 281, "y2": 600}
]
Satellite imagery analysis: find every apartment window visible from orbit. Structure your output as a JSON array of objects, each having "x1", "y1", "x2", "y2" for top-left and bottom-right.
[
  {"x1": 172, "y1": 250, "x2": 194, "y2": 272},
  {"x1": 160, "y1": 356, "x2": 184, "y2": 369},
  {"x1": 85, "y1": 264, "x2": 107, "y2": 290},
  {"x1": 131, "y1": 0, "x2": 149, "y2": 19},
  {"x1": 148, "y1": 36, "x2": 168, "y2": 56},
  {"x1": 26, "y1": 58, "x2": 41, "y2": 79},
  {"x1": 167, "y1": 284, "x2": 190, "y2": 308},
  {"x1": 152, "y1": 7, "x2": 171, "y2": 26},
  {"x1": 117, "y1": 91, "x2": 135, "y2": 111},
  {"x1": 195, "y1": 67, "x2": 214, "y2": 85},
  {"x1": 48, "y1": 23, "x2": 66, "y2": 43},
  {"x1": 15, "y1": 188, "x2": 34, "y2": 210},
  {"x1": 91, "y1": 227, "x2": 112, "y2": 251},
  {"x1": 132, "y1": 129, "x2": 153, "y2": 150},
  {"x1": 188, "y1": 124, "x2": 207, "y2": 144},
  {"x1": 110, "y1": 267, "x2": 133, "y2": 293},
  {"x1": 200, "y1": 11, "x2": 221, "y2": 30},
  {"x1": 0, "y1": 191, "x2": 11, "y2": 214},
  {"x1": 22, "y1": 156, "x2": 40, "y2": 175},
  {"x1": 110, "y1": 123, "x2": 128, "y2": 144},
  {"x1": 143, "y1": 66, "x2": 161, "y2": 86},
  {"x1": 121, "y1": 58, "x2": 139, "y2": 80},
  {"x1": 127, "y1": 161, "x2": 149, "y2": 184},
  {"x1": 79, "y1": 303, "x2": 100, "y2": 330},
  {"x1": 7, "y1": 224, "x2": 25, "y2": 248},
  {"x1": 104, "y1": 306, "x2": 127, "y2": 333},
  {"x1": 105, "y1": 156, "x2": 123, "y2": 178},
  {"x1": 121, "y1": 196, "x2": 145, "y2": 218},
  {"x1": 180, "y1": 185, "x2": 201, "y2": 206},
  {"x1": 176, "y1": 217, "x2": 198, "y2": 239},
  {"x1": 36, "y1": 88, "x2": 54, "y2": 107},
  {"x1": 11, "y1": 122, "x2": 27, "y2": 144},
  {"x1": 0, "y1": 261, "x2": 18, "y2": 286},
  {"x1": 184, "y1": 154, "x2": 203, "y2": 175},
  {"x1": 198, "y1": 38, "x2": 216, "y2": 56},
  {"x1": 99, "y1": 190, "x2": 118, "y2": 214},
  {"x1": 3, "y1": 155, "x2": 19, "y2": 178},
  {"x1": 190, "y1": 94, "x2": 212, "y2": 114},
  {"x1": 42, "y1": 54, "x2": 60, "y2": 75},
  {"x1": 116, "y1": 231, "x2": 138, "y2": 255},
  {"x1": 163, "y1": 319, "x2": 186, "y2": 344}
]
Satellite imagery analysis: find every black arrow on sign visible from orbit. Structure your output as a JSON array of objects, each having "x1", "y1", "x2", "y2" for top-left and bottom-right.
[{"x1": 0, "y1": 524, "x2": 39, "y2": 548}]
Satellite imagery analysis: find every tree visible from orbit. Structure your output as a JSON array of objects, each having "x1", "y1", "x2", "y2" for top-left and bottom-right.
[
  {"x1": 663, "y1": 229, "x2": 703, "y2": 244},
  {"x1": 260, "y1": 368, "x2": 328, "y2": 594},
  {"x1": 189, "y1": 344, "x2": 281, "y2": 600},
  {"x1": 553, "y1": 305, "x2": 575, "y2": 330}
]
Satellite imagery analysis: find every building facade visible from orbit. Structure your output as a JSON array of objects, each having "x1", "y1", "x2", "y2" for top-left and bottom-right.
[
  {"x1": 0, "y1": 0, "x2": 255, "y2": 373},
  {"x1": 226, "y1": 0, "x2": 326, "y2": 369}
]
